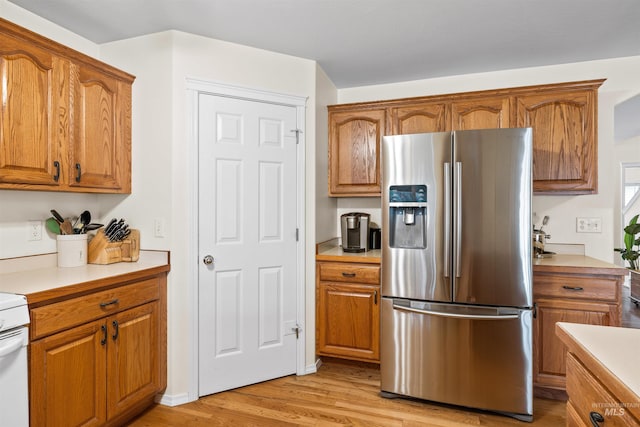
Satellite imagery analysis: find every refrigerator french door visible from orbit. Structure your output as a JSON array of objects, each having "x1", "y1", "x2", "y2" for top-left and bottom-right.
[{"x1": 380, "y1": 128, "x2": 533, "y2": 421}]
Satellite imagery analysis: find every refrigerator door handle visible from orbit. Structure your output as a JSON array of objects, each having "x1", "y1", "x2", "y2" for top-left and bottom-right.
[
  {"x1": 392, "y1": 303, "x2": 520, "y2": 320},
  {"x1": 454, "y1": 162, "x2": 462, "y2": 278},
  {"x1": 443, "y1": 162, "x2": 451, "y2": 277}
]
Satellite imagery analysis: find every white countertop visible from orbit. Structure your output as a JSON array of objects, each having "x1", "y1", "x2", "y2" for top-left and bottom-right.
[
  {"x1": 557, "y1": 322, "x2": 640, "y2": 398},
  {"x1": 534, "y1": 254, "x2": 623, "y2": 270},
  {"x1": 0, "y1": 250, "x2": 169, "y2": 296}
]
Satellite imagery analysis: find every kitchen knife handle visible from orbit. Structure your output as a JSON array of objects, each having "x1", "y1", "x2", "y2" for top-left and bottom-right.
[
  {"x1": 455, "y1": 162, "x2": 462, "y2": 278},
  {"x1": 443, "y1": 162, "x2": 451, "y2": 278}
]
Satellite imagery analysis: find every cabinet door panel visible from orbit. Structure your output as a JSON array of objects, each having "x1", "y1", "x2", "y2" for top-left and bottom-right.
[
  {"x1": 317, "y1": 282, "x2": 380, "y2": 361},
  {"x1": 516, "y1": 90, "x2": 597, "y2": 194},
  {"x1": 451, "y1": 97, "x2": 511, "y2": 130},
  {"x1": 533, "y1": 299, "x2": 613, "y2": 388},
  {"x1": 107, "y1": 302, "x2": 160, "y2": 419},
  {"x1": 328, "y1": 109, "x2": 384, "y2": 196},
  {"x1": 0, "y1": 35, "x2": 66, "y2": 187},
  {"x1": 30, "y1": 320, "x2": 107, "y2": 427},
  {"x1": 70, "y1": 65, "x2": 127, "y2": 191},
  {"x1": 390, "y1": 102, "x2": 449, "y2": 134}
]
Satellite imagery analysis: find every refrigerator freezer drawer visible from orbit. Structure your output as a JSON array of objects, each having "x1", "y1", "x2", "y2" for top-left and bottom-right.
[{"x1": 380, "y1": 298, "x2": 533, "y2": 420}]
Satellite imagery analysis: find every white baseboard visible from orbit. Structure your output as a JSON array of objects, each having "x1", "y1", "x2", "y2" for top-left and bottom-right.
[{"x1": 156, "y1": 392, "x2": 193, "y2": 407}]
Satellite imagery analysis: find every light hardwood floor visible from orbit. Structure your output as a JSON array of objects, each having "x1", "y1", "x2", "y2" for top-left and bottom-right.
[{"x1": 129, "y1": 360, "x2": 565, "y2": 426}]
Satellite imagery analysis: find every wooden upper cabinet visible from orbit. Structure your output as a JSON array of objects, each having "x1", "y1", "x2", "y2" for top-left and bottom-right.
[
  {"x1": 328, "y1": 80, "x2": 603, "y2": 197},
  {"x1": 328, "y1": 108, "x2": 385, "y2": 196},
  {"x1": 389, "y1": 102, "x2": 449, "y2": 134},
  {"x1": 451, "y1": 96, "x2": 511, "y2": 130},
  {"x1": 516, "y1": 82, "x2": 601, "y2": 194},
  {"x1": 0, "y1": 18, "x2": 134, "y2": 193},
  {"x1": 70, "y1": 64, "x2": 132, "y2": 192},
  {"x1": 0, "y1": 33, "x2": 67, "y2": 187}
]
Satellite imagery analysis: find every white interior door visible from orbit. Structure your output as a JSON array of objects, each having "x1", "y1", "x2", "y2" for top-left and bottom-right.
[{"x1": 197, "y1": 92, "x2": 299, "y2": 396}]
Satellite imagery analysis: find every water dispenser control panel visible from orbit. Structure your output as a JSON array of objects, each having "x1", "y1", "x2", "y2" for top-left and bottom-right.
[{"x1": 389, "y1": 185, "x2": 427, "y2": 249}]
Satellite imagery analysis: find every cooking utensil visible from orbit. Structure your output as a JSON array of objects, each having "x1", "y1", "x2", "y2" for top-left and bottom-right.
[
  {"x1": 84, "y1": 223, "x2": 104, "y2": 232},
  {"x1": 45, "y1": 217, "x2": 61, "y2": 235},
  {"x1": 51, "y1": 209, "x2": 73, "y2": 235},
  {"x1": 79, "y1": 210, "x2": 91, "y2": 233}
]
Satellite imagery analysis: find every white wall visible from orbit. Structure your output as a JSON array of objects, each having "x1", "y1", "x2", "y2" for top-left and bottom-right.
[
  {"x1": 336, "y1": 56, "x2": 640, "y2": 263},
  {"x1": 315, "y1": 66, "x2": 338, "y2": 243}
]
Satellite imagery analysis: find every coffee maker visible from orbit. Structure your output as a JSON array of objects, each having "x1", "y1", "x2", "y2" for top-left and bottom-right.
[{"x1": 341, "y1": 212, "x2": 370, "y2": 252}]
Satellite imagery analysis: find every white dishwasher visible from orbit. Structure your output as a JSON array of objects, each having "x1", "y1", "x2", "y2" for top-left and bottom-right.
[{"x1": 0, "y1": 293, "x2": 30, "y2": 427}]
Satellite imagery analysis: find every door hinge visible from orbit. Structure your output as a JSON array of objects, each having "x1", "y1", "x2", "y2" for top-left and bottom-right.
[
  {"x1": 292, "y1": 324, "x2": 301, "y2": 339},
  {"x1": 291, "y1": 129, "x2": 303, "y2": 144}
]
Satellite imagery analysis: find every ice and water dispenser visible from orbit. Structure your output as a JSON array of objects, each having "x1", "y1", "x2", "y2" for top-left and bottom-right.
[{"x1": 388, "y1": 185, "x2": 427, "y2": 249}]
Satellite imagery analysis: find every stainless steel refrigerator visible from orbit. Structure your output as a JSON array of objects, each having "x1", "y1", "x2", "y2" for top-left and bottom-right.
[{"x1": 380, "y1": 128, "x2": 533, "y2": 422}]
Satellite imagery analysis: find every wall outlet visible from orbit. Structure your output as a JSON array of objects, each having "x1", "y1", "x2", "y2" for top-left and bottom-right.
[
  {"x1": 154, "y1": 218, "x2": 165, "y2": 238},
  {"x1": 28, "y1": 220, "x2": 43, "y2": 241},
  {"x1": 576, "y1": 217, "x2": 602, "y2": 233}
]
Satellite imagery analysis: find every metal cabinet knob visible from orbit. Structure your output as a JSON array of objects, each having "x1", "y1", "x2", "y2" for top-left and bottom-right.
[{"x1": 203, "y1": 255, "x2": 214, "y2": 265}]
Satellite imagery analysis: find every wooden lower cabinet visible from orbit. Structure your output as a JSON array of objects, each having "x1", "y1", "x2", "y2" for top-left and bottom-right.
[
  {"x1": 31, "y1": 320, "x2": 107, "y2": 427},
  {"x1": 29, "y1": 273, "x2": 167, "y2": 427},
  {"x1": 316, "y1": 261, "x2": 380, "y2": 362},
  {"x1": 565, "y1": 353, "x2": 640, "y2": 426},
  {"x1": 533, "y1": 268, "x2": 623, "y2": 395}
]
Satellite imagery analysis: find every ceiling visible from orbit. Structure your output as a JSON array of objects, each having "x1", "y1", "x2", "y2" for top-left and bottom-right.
[{"x1": 8, "y1": 0, "x2": 640, "y2": 88}]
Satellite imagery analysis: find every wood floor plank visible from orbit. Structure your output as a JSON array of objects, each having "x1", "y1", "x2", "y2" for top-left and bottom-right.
[{"x1": 129, "y1": 360, "x2": 566, "y2": 426}]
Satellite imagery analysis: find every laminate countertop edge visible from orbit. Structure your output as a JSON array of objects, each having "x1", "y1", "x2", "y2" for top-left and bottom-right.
[
  {"x1": 0, "y1": 250, "x2": 170, "y2": 304},
  {"x1": 556, "y1": 322, "x2": 640, "y2": 406},
  {"x1": 316, "y1": 246, "x2": 626, "y2": 274}
]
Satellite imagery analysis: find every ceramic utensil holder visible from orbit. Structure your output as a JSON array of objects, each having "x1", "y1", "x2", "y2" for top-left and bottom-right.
[
  {"x1": 88, "y1": 229, "x2": 140, "y2": 264},
  {"x1": 57, "y1": 234, "x2": 88, "y2": 267}
]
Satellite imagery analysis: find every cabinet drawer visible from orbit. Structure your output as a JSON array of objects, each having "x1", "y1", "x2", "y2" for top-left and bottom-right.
[
  {"x1": 319, "y1": 263, "x2": 380, "y2": 285},
  {"x1": 31, "y1": 277, "x2": 160, "y2": 340},
  {"x1": 566, "y1": 353, "x2": 639, "y2": 426},
  {"x1": 534, "y1": 274, "x2": 618, "y2": 302}
]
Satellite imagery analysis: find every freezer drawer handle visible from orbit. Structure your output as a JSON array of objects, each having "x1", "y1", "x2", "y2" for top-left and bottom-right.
[
  {"x1": 562, "y1": 285, "x2": 584, "y2": 291},
  {"x1": 393, "y1": 303, "x2": 519, "y2": 320}
]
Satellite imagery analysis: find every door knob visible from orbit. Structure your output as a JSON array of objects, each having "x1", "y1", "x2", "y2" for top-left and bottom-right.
[{"x1": 203, "y1": 255, "x2": 214, "y2": 265}]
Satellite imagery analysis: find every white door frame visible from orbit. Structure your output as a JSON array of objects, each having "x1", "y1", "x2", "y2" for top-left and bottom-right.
[{"x1": 186, "y1": 78, "x2": 307, "y2": 402}]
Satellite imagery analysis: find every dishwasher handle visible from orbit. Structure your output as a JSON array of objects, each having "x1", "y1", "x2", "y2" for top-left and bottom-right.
[
  {"x1": 0, "y1": 333, "x2": 24, "y2": 357},
  {"x1": 393, "y1": 303, "x2": 520, "y2": 320}
]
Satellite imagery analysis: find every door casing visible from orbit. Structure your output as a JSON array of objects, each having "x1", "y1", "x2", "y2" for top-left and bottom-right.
[{"x1": 185, "y1": 78, "x2": 307, "y2": 403}]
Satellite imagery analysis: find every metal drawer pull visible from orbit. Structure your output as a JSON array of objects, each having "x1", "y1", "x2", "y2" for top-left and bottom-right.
[
  {"x1": 562, "y1": 285, "x2": 584, "y2": 291},
  {"x1": 75, "y1": 163, "x2": 82, "y2": 182},
  {"x1": 374, "y1": 290, "x2": 378, "y2": 305},
  {"x1": 100, "y1": 298, "x2": 119, "y2": 308},
  {"x1": 101, "y1": 325, "x2": 107, "y2": 346},
  {"x1": 589, "y1": 411, "x2": 604, "y2": 426},
  {"x1": 341, "y1": 272, "x2": 356, "y2": 278}
]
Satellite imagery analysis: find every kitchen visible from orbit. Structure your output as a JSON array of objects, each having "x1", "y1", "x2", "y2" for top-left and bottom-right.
[{"x1": 0, "y1": 1, "x2": 639, "y2": 425}]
